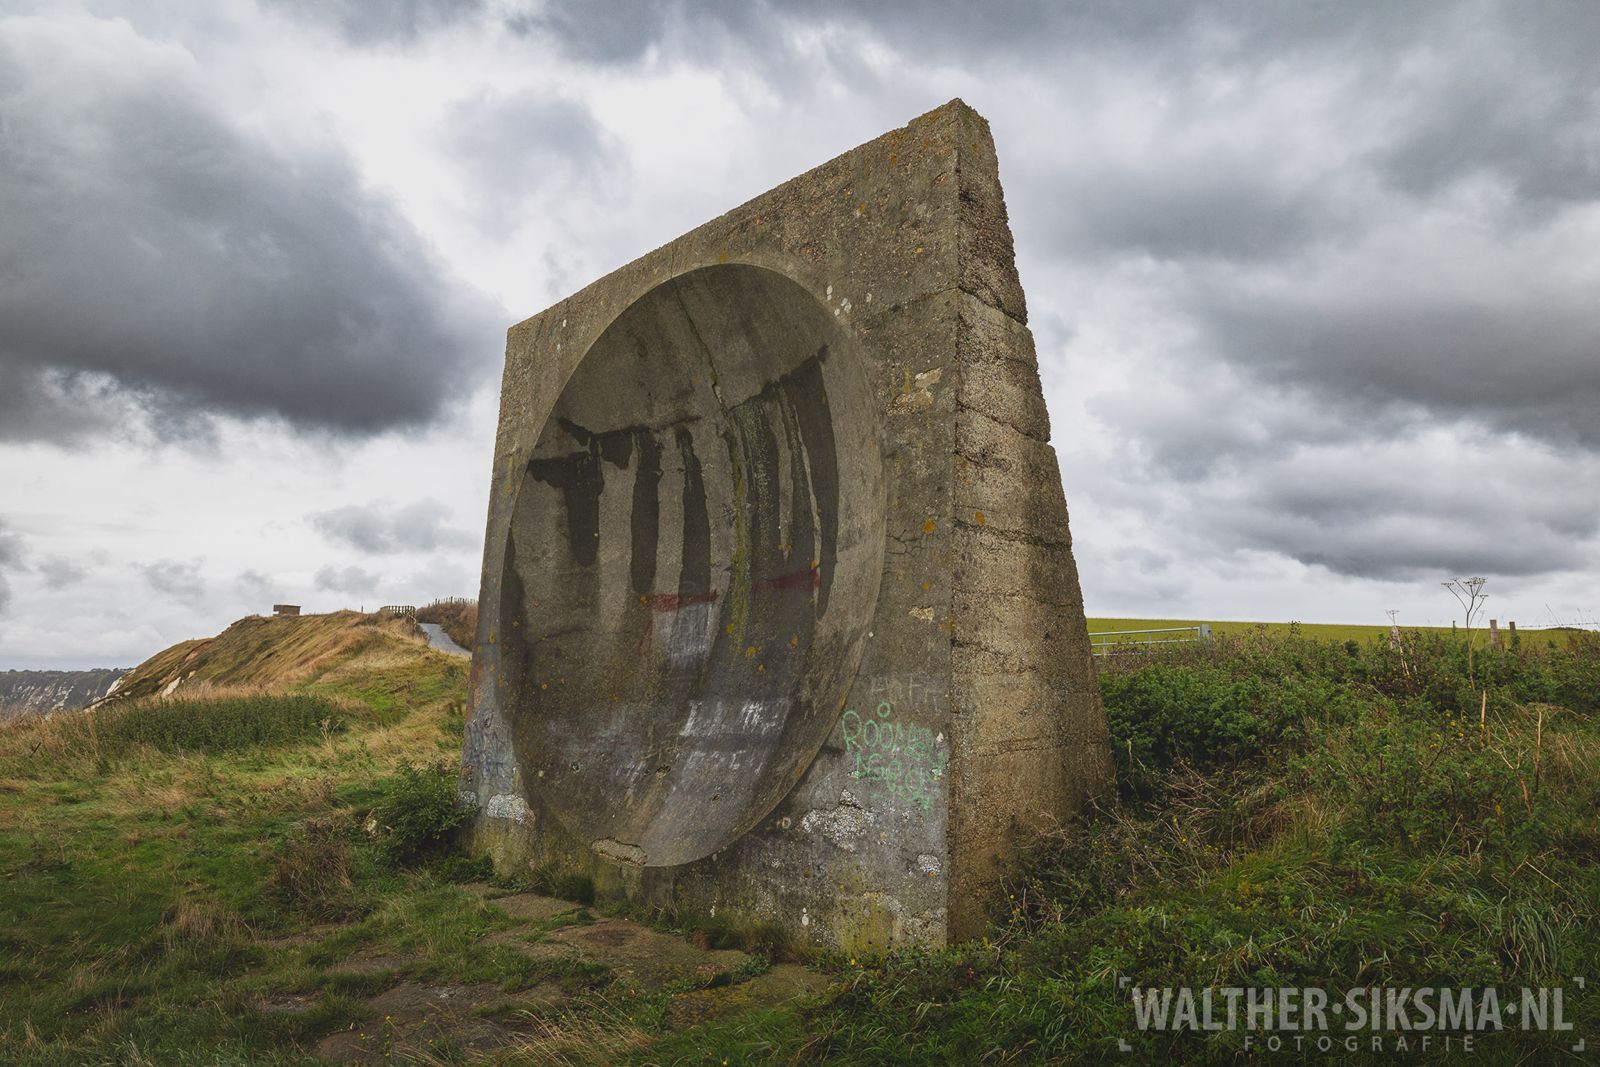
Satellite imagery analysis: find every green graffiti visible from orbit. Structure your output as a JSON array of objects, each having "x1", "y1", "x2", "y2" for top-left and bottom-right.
[{"x1": 840, "y1": 700, "x2": 946, "y2": 812}]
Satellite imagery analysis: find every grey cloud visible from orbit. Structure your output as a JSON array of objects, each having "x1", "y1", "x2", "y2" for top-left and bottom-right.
[
  {"x1": 512, "y1": 0, "x2": 1201, "y2": 67},
  {"x1": 37, "y1": 557, "x2": 87, "y2": 590},
  {"x1": 0, "y1": 521, "x2": 20, "y2": 615},
  {"x1": 236, "y1": 570, "x2": 276, "y2": 602},
  {"x1": 0, "y1": 523, "x2": 20, "y2": 568},
  {"x1": 315, "y1": 565, "x2": 383, "y2": 595},
  {"x1": 310, "y1": 499, "x2": 474, "y2": 555},
  {"x1": 1052, "y1": 168, "x2": 1331, "y2": 263},
  {"x1": 514, "y1": 0, "x2": 1435, "y2": 73},
  {"x1": 506, "y1": 0, "x2": 903, "y2": 104},
  {"x1": 1223, "y1": 510, "x2": 1587, "y2": 583},
  {"x1": 0, "y1": 13, "x2": 500, "y2": 446},
  {"x1": 1372, "y1": 7, "x2": 1600, "y2": 208},
  {"x1": 0, "y1": 365, "x2": 117, "y2": 446},
  {"x1": 440, "y1": 90, "x2": 624, "y2": 226},
  {"x1": 1191, "y1": 268, "x2": 1600, "y2": 450},
  {"x1": 140, "y1": 559, "x2": 206, "y2": 602},
  {"x1": 506, "y1": 0, "x2": 773, "y2": 64},
  {"x1": 1183, "y1": 439, "x2": 1600, "y2": 582},
  {"x1": 260, "y1": 0, "x2": 485, "y2": 44}
]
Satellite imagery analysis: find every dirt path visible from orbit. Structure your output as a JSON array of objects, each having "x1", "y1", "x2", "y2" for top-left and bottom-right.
[
  {"x1": 263, "y1": 888, "x2": 826, "y2": 1064},
  {"x1": 417, "y1": 622, "x2": 471, "y2": 658}
]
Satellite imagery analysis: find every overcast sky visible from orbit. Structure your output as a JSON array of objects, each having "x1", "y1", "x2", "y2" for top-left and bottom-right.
[{"x1": 2, "y1": 0, "x2": 1597, "y2": 669}]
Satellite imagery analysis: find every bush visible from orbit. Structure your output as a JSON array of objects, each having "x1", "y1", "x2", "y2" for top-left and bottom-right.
[
  {"x1": 1100, "y1": 664, "x2": 1296, "y2": 798},
  {"x1": 91, "y1": 694, "x2": 348, "y2": 761},
  {"x1": 372, "y1": 761, "x2": 473, "y2": 866}
]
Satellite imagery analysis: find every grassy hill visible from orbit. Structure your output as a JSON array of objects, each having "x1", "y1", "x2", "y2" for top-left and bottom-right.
[
  {"x1": 2, "y1": 616, "x2": 1597, "y2": 1062},
  {"x1": 108, "y1": 610, "x2": 462, "y2": 715}
]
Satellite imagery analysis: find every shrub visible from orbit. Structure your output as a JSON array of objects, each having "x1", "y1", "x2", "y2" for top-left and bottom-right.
[
  {"x1": 1100, "y1": 663, "x2": 1294, "y2": 798},
  {"x1": 271, "y1": 814, "x2": 357, "y2": 919},
  {"x1": 371, "y1": 761, "x2": 474, "y2": 866},
  {"x1": 432, "y1": 854, "x2": 494, "y2": 883},
  {"x1": 1299, "y1": 697, "x2": 1526, "y2": 853}
]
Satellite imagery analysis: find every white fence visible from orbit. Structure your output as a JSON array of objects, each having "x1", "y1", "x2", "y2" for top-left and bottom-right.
[{"x1": 1089, "y1": 624, "x2": 1212, "y2": 656}]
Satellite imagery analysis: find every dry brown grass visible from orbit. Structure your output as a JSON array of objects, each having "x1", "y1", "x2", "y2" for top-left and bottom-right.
[
  {"x1": 0, "y1": 707, "x2": 102, "y2": 774},
  {"x1": 106, "y1": 610, "x2": 430, "y2": 702},
  {"x1": 161, "y1": 895, "x2": 249, "y2": 952},
  {"x1": 422, "y1": 995, "x2": 652, "y2": 1067},
  {"x1": 108, "y1": 775, "x2": 201, "y2": 814}
]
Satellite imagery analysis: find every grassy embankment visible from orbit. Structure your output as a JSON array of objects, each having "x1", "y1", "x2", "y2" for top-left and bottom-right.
[
  {"x1": 654, "y1": 628, "x2": 1600, "y2": 1064},
  {"x1": 3, "y1": 612, "x2": 1598, "y2": 1063},
  {"x1": 0, "y1": 612, "x2": 491, "y2": 1063}
]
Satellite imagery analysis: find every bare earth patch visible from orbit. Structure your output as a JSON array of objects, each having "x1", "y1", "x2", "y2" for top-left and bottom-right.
[
  {"x1": 665, "y1": 964, "x2": 829, "y2": 1030},
  {"x1": 487, "y1": 891, "x2": 581, "y2": 923},
  {"x1": 314, "y1": 981, "x2": 566, "y2": 1064},
  {"x1": 532, "y1": 919, "x2": 749, "y2": 991}
]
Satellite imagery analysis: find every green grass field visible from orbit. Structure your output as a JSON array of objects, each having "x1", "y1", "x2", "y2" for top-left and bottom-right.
[
  {"x1": 1087, "y1": 616, "x2": 1585, "y2": 648},
  {"x1": 2, "y1": 615, "x2": 1597, "y2": 1062}
]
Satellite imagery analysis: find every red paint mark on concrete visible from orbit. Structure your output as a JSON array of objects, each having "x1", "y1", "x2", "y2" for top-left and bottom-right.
[
  {"x1": 758, "y1": 568, "x2": 822, "y2": 593},
  {"x1": 635, "y1": 589, "x2": 719, "y2": 656},
  {"x1": 647, "y1": 590, "x2": 719, "y2": 613}
]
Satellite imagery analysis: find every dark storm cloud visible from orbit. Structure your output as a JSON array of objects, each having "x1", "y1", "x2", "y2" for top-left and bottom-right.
[
  {"x1": 1215, "y1": 509, "x2": 1589, "y2": 584},
  {"x1": 0, "y1": 14, "x2": 499, "y2": 445},
  {"x1": 310, "y1": 499, "x2": 473, "y2": 555},
  {"x1": 1176, "y1": 438, "x2": 1600, "y2": 582},
  {"x1": 1192, "y1": 278, "x2": 1600, "y2": 450},
  {"x1": 139, "y1": 559, "x2": 206, "y2": 603},
  {"x1": 260, "y1": 0, "x2": 485, "y2": 44},
  {"x1": 315, "y1": 565, "x2": 383, "y2": 595}
]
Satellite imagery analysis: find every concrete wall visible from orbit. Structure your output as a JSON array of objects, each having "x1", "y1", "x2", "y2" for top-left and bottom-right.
[{"x1": 463, "y1": 99, "x2": 1109, "y2": 951}]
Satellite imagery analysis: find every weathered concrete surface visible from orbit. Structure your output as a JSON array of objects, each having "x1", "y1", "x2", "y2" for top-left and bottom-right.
[{"x1": 463, "y1": 99, "x2": 1110, "y2": 951}]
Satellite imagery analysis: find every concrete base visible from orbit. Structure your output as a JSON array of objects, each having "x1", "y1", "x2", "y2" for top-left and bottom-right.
[{"x1": 463, "y1": 100, "x2": 1109, "y2": 952}]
